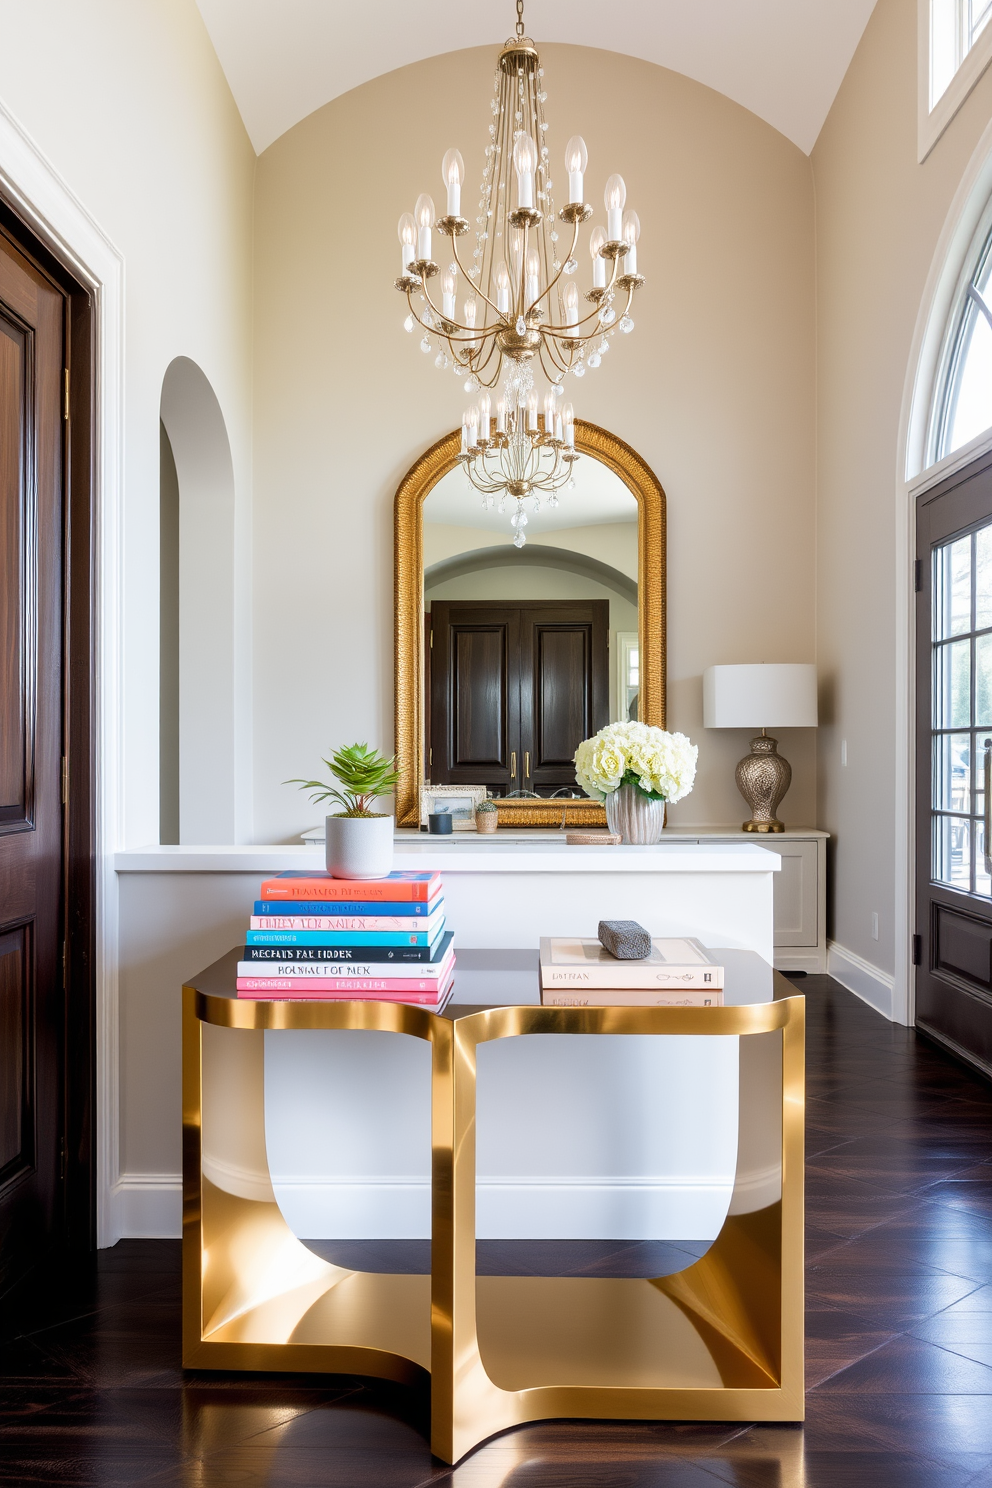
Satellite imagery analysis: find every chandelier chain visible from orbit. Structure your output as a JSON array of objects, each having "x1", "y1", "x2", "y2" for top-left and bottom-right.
[{"x1": 515, "y1": 0, "x2": 525, "y2": 39}]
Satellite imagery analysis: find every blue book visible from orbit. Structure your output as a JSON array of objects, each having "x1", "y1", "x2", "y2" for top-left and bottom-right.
[
  {"x1": 253, "y1": 897, "x2": 441, "y2": 918},
  {"x1": 245, "y1": 925, "x2": 444, "y2": 948},
  {"x1": 243, "y1": 931, "x2": 454, "y2": 965}
]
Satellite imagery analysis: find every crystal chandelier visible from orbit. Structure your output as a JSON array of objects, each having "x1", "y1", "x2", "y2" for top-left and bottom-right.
[{"x1": 394, "y1": 0, "x2": 644, "y2": 546}]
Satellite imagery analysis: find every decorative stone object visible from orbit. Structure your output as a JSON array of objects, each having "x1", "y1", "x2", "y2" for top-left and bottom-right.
[{"x1": 598, "y1": 919, "x2": 653, "y2": 959}]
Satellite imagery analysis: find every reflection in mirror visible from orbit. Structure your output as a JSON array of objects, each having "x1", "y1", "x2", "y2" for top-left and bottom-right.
[{"x1": 423, "y1": 454, "x2": 638, "y2": 798}]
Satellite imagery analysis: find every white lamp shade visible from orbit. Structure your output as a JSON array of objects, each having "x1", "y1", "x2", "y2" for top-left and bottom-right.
[{"x1": 703, "y1": 664, "x2": 818, "y2": 729}]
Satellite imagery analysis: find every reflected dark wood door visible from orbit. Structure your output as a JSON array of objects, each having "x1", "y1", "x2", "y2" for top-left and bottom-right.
[
  {"x1": 916, "y1": 452, "x2": 992, "y2": 1079},
  {"x1": 0, "y1": 228, "x2": 67, "y2": 1290},
  {"x1": 430, "y1": 603, "x2": 521, "y2": 791},
  {"x1": 429, "y1": 600, "x2": 609, "y2": 794},
  {"x1": 520, "y1": 601, "x2": 608, "y2": 792}
]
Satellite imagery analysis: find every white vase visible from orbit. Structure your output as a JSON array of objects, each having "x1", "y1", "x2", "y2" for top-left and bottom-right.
[
  {"x1": 325, "y1": 813, "x2": 394, "y2": 879},
  {"x1": 604, "y1": 785, "x2": 665, "y2": 845}
]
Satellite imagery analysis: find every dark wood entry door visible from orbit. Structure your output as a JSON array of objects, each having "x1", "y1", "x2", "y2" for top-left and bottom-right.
[
  {"x1": 0, "y1": 227, "x2": 68, "y2": 1290},
  {"x1": 430, "y1": 600, "x2": 609, "y2": 794},
  {"x1": 916, "y1": 452, "x2": 992, "y2": 1079}
]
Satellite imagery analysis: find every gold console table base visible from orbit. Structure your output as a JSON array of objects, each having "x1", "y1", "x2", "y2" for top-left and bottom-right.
[{"x1": 183, "y1": 955, "x2": 804, "y2": 1464}]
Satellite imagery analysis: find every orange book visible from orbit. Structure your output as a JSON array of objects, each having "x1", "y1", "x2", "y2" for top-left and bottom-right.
[{"x1": 259, "y1": 870, "x2": 441, "y2": 902}]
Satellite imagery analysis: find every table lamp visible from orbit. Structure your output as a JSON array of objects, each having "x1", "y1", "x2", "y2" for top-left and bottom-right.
[{"x1": 703, "y1": 664, "x2": 818, "y2": 833}]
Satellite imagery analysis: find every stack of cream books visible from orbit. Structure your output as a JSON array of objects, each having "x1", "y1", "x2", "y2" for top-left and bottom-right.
[{"x1": 539, "y1": 937, "x2": 724, "y2": 1006}]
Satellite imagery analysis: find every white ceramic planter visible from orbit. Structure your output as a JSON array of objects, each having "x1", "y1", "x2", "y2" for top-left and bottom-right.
[
  {"x1": 325, "y1": 813, "x2": 395, "y2": 879},
  {"x1": 604, "y1": 785, "x2": 665, "y2": 845}
]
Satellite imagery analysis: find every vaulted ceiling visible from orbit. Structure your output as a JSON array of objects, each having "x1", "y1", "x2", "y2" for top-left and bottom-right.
[{"x1": 195, "y1": 0, "x2": 879, "y2": 156}]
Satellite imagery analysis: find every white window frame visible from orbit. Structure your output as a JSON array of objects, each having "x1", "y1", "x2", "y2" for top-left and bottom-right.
[
  {"x1": 925, "y1": 193, "x2": 992, "y2": 463},
  {"x1": 920, "y1": 0, "x2": 992, "y2": 161}
]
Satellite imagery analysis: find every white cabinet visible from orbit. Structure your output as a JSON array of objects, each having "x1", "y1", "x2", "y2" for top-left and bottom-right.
[{"x1": 663, "y1": 829, "x2": 828, "y2": 973}]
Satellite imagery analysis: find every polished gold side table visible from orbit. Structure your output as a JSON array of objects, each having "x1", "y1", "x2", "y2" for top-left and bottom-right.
[{"x1": 183, "y1": 949, "x2": 804, "y2": 1464}]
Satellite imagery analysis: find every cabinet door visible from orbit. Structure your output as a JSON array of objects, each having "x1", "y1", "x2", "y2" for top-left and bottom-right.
[{"x1": 754, "y1": 840, "x2": 819, "y2": 947}]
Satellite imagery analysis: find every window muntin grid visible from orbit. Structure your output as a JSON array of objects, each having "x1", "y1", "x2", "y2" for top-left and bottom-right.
[
  {"x1": 931, "y1": 0, "x2": 992, "y2": 108},
  {"x1": 932, "y1": 522, "x2": 992, "y2": 895},
  {"x1": 933, "y1": 225, "x2": 992, "y2": 462}
]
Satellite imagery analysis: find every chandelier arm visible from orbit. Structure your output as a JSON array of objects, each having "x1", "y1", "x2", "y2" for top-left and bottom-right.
[
  {"x1": 463, "y1": 462, "x2": 505, "y2": 496},
  {"x1": 538, "y1": 339, "x2": 569, "y2": 380},
  {"x1": 450, "y1": 232, "x2": 505, "y2": 326},
  {"x1": 418, "y1": 279, "x2": 490, "y2": 346},
  {"x1": 526, "y1": 217, "x2": 581, "y2": 318}
]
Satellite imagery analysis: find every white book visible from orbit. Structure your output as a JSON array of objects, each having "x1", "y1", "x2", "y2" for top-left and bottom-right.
[
  {"x1": 541, "y1": 988, "x2": 724, "y2": 1007},
  {"x1": 539, "y1": 936, "x2": 724, "y2": 989}
]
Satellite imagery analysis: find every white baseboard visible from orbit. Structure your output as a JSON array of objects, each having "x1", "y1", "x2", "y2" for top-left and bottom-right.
[
  {"x1": 113, "y1": 1174, "x2": 183, "y2": 1239},
  {"x1": 827, "y1": 941, "x2": 895, "y2": 1020},
  {"x1": 114, "y1": 1172, "x2": 737, "y2": 1242}
]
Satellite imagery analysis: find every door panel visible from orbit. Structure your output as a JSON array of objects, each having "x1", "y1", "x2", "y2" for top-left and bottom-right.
[
  {"x1": 0, "y1": 226, "x2": 66, "y2": 1292},
  {"x1": 0, "y1": 312, "x2": 31, "y2": 829},
  {"x1": 521, "y1": 601, "x2": 609, "y2": 791},
  {"x1": 430, "y1": 603, "x2": 520, "y2": 789},
  {"x1": 916, "y1": 454, "x2": 992, "y2": 1079}
]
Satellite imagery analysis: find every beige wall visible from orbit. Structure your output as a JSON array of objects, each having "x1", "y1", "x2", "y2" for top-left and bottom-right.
[
  {"x1": 0, "y1": 0, "x2": 255, "y2": 846},
  {"x1": 813, "y1": 0, "x2": 992, "y2": 984},
  {"x1": 252, "y1": 43, "x2": 817, "y2": 838}
]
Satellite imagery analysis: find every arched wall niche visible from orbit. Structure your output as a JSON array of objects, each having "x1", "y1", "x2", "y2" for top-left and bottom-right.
[{"x1": 159, "y1": 356, "x2": 244, "y2": 844}]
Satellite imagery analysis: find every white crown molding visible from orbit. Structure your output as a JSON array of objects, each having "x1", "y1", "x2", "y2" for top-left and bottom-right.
[{"x1": 0, "y1": 96, "x2": 126, "y2": 1248}]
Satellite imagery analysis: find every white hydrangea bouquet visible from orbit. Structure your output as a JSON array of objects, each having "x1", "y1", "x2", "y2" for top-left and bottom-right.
[{"x1": 574, "y1": 721, "x2": 698, "y2": 808}]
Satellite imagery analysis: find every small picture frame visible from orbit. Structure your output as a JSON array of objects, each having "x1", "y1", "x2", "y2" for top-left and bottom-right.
[{"x1": 420, "y1": 784, "x2": 487, "y2": 831}]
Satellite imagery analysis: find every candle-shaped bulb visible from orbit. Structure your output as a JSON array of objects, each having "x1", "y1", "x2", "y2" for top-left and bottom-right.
[
  {"x1": 590, "y1": 225, "x2": 607, "y2": 288},
  {"x1": 496, "y1": 398, "x2": 507, "y2": 433},
  {"x1": 564, "y1": 135, "x2": 588, "y2": 203},
  {"x1": 414, "y1": 193, "x2": 435, "y2": 260},
  {"x1": 525, "y1": 246, "x2": 541, "y2": 305},
  {"x1": 543, "y1": 390, "x2": 556, "y2": 433},
  {"x1": 604, "y1": 174, "x2": 626, "y2": 240},
  {"x1": 466, "y1": 406, "x2": 479, "y2": 446},
  {"x1": 441, "y1": 148, "x2": 464, "y2": 216},
  {"x1": 397, "y1": 211, "x2": 417, "y2": 270},
  {"x1": 562, "y1": 279, "x2": 579, "y2": 325},
  {"x1": 441, "y1": 269, "x2": 456, "y2": 319},
  {"x1": 478, "y1": 392, "x2": 491, "y2": 439},
  {"x1": 561, "y1": 401, "x2": 575, "y2": 445},
  {"x1": 527, "y1": 390, "x2": 539, "y2": 430},
  {"x1": 463, "y1": 298, "x2": 477, "y2": 329},
  {"x1": 513, "y1": 133, "x2": 539, "y2": 209},
  {"x1": 622, "y1": 208, "x2": 640, "y2": 274},
  {"x1": 495, "y1": 259, "x2": 511, "y2": 314}
]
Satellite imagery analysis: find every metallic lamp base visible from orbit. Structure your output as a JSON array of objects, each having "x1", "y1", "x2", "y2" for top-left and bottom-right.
[{"x1": 736, "y1": 732, "x2": 791, "y2": 834}]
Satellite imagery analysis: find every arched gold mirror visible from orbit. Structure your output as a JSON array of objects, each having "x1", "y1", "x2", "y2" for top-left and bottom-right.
[{"x1": 394, "y1": 420, "x2": 666, "y2": 827}]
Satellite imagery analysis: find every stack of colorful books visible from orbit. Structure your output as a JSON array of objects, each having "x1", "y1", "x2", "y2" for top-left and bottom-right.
[
  {"x1": 539, "y1": 936, "x2": 724, "y2": 1006},
  {"x1": 236, "y1": 869, "x2": 454, "y2": 1011}
]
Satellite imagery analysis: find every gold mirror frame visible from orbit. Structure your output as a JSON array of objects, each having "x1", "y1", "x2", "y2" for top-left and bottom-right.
[{"x1": 394, "y1": 420, "x2": 667, "y2": 827}]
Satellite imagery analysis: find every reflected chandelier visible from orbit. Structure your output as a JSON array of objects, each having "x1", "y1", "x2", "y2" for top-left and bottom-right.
[{"x1": 394, "y1": 0, "x2": 645, "y2": 546}]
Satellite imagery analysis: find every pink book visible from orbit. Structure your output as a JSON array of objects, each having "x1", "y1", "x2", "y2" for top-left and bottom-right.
[
  {"x1": 259, "y1": 871, "x2": 441, "y2": 902},
  {"x1": 236, "y1": 967, "x2": 455, "y2": 1001}
]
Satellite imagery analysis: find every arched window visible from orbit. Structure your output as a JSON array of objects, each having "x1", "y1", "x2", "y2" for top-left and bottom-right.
[{"x1": 930, "y1": 206, "x2": 992, "y2": 463}]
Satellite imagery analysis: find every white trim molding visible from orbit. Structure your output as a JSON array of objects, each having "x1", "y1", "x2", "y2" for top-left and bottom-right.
[
  {"x1": 116, "y1": 1172, "x2": 745, "y2": 1244},
  {"x1": 919, "y1": 0, "x2": 992, "y2": 162},
  {"x1": 827, "y1": 941, "x2": 896, "y2": 1020},
  {"x1": 0, "y1": 98, "x2": 125, "y2": 1248}
]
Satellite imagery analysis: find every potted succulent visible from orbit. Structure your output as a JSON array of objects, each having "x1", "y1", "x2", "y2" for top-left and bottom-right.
[
  {"x1": 476, "y1": 797, "x2": 499, "y2": 834},
  {"x1": 288, "y1": 743, "x2": 401, "y2": 879},
  {"x1": 574, "y1": 722, "x2": 698, "y2": 845}
]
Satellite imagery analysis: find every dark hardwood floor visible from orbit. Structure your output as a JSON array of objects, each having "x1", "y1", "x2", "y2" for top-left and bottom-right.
[{"x1": 2, "y1": 975, "x2": 992, "y2": 1485}]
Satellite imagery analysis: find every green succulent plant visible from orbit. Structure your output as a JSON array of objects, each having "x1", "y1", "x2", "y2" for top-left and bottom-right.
[
  {"x1": 476, "y1": 799, "x2": 499, "y2": 813},
  {"x1": 287, "y1": 743, "x2": 401, "y2": 819}
]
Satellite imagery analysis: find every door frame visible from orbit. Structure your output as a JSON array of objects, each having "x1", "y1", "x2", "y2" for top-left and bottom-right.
[
  {"x1": 898, "y1": 111, "x2": 992, "y2": 1029},
  {"x1": 0, "y1": 99, "x2": 124, "y2": 1247}
]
